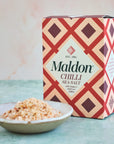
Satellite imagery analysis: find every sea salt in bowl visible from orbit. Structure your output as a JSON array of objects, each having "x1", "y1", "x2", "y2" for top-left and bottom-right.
[{"x1": 0, "y1": 101, "x2": 73, "y2": 133}]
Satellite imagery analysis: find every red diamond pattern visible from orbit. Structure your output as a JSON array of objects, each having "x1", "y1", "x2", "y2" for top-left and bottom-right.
[
  {"x1": 82, "y1": 23, "x2": 96, "y2": 38},
  {"x1": 67, "y1": 46, "x2": 75, "y2": 55},
  {"x1": 82, "y1": 98, "x2": 95, "y2": 112},
  {"x1": 48, "y1": 23, "x2": 61, "y2": 38}
]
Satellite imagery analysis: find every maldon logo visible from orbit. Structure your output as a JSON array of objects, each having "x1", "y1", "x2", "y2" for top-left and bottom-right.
[{"x1": 51, "y1": 61, "x2": 93, "y2": 73}]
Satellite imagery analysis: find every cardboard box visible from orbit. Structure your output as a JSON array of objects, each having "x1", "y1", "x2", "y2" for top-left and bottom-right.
[{"x1": 42, "y1": 15, "x2": 114, "y2": 119}]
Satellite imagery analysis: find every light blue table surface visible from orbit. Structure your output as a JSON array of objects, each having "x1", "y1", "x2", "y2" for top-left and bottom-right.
[{"x1": 0, "y1": 80, "x2": 114, "y2": 144}]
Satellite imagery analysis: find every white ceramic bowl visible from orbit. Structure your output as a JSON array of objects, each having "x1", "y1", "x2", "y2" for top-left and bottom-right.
[{"x1": 0, "y1": 101, "x2": 73, "y2": 133}]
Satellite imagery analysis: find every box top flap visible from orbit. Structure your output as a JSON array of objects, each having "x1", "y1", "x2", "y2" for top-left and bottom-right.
[{"x1": 44, "y1": 15, "x2": 114, "y2": 18}]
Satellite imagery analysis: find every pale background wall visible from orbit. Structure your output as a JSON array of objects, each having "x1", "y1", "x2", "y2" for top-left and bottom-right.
[{"x1": 0, "y1": 0, "x2": 114, "y2": 80}]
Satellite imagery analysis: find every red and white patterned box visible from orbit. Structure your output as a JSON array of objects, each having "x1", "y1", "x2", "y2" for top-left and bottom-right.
[{"x1": 42, "y1": 15, "x2": 114, "y2": 119}]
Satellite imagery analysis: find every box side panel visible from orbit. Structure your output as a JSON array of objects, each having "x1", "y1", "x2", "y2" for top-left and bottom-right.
[
  {"x1": 42, "y1": 17, "x2": 105, "y2": 119},
  {"x1": 103, "y1": 18, "x2": 114, "y2": 118}
]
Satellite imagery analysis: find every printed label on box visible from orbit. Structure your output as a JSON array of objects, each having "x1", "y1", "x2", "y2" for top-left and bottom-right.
[{"x1": 46, "y1": 38, "x2": 99, "y2": 96}]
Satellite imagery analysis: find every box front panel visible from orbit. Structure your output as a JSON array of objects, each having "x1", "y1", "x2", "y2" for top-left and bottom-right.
[{"x1": 43, "y1": 17, "x2": 105, "y2": 119}]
